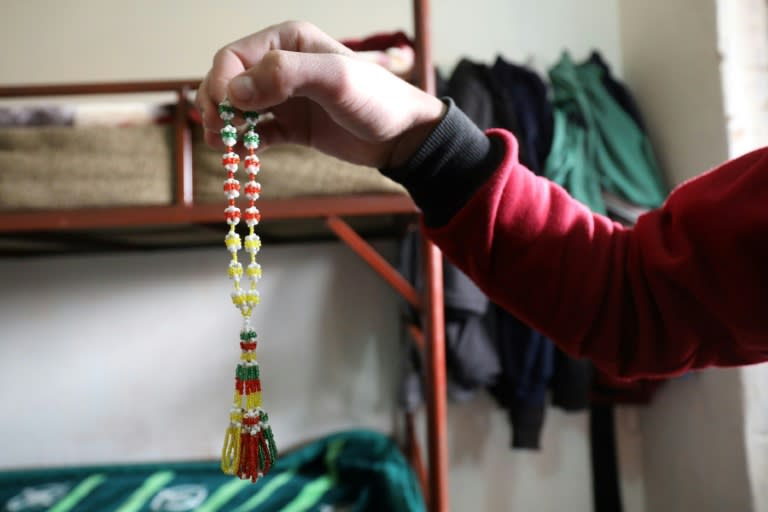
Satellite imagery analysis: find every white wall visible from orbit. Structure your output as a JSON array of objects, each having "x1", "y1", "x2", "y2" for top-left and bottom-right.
[
  {"x1": 618, "y1": 0, "x2": 729, "y2": 188},
  {"x1": 717, "y1": 1, "x2": 768, "y2": 510},
  {"x1": 0, "y1": 0, "x2": 623, "y2": 84},
  {"x1": 618, "y1": 0, "x2": 760, "y2": 510},
  {"x1": 0, "y1": 1, "x2": 642, "y2": 511},
  {"x1": 0, "y1": 244, "x2": 402, "y2": 467}
]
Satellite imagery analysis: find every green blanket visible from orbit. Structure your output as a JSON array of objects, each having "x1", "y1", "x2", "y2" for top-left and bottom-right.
[{"x1": 0, "y1": 430, "x2": 424, "y2": 512}]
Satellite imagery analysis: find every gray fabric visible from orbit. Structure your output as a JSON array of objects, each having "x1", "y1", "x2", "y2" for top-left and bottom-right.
[
  {"x1": 0, "y1": 124, "x2": 173, "y2": 209},
  {"x1": 398, "y1": 227, "x2": 500, "y2": 408},
  {"x1": 0, "y1": 106, "x2": 74, "y2": 127}
]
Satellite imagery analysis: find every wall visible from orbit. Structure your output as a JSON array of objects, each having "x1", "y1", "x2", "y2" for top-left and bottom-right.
[
  {"x1": 0, "y1": 0, "x2": 623, "y2": 84},
  {"x1": 0, "y1": 1, "x2": 640, "y2": 511},
  {"x1": 618, "y1": 0, "x2": 729, "y2": 188},
  {"x1": 717, "y1": 0, "x2": 768, "y2": 510},
  {"x1": 618, "y1": 0, "x2": 759, "y2": 510},
  {"x1": 0, "y1": 244, "x2": 402, "y2": 466}
]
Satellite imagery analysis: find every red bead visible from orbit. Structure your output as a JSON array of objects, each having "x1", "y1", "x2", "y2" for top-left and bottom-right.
[{"x1": 222, "y1": 155, "x2": 240, "y2": 166}]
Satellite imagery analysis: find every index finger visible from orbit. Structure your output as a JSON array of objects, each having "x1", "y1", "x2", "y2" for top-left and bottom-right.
[{"x1": 202, "y1": 21, "x2": 352, "y2": 110}]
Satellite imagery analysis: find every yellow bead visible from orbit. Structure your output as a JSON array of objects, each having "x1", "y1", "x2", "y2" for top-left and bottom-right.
[
  {"x1": 246, "y1": 392, "x2": 263, "y2": 409},
  {"x1": 244, "y1": 238, "x2": 261, "y2": 251},
  {"x1": 240, "y1": 351, "x2": 258, "y2": 362}
]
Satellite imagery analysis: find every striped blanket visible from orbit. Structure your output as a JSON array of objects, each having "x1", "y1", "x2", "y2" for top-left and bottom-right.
[{"x1": 0, "y1": 430, "x2": 424, "y2": 512}]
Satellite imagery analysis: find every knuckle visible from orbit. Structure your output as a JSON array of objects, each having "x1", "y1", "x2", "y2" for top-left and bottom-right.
[
  {"x1": 212, "y1": 46, "x2": 230, "y2": 65},
  {"x1": 283, "y1": 20, "x2": 314, "y2": 33},
  {"x1": 330, "y1": 56, "x2": 354, "y2": 102},
  {"x1": 262, "y1": 50, "x2": 290, "y2": 94}
]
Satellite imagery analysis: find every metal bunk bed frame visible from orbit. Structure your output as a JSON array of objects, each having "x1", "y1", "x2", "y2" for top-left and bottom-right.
[{"x1": 0, "y1": 1, "x2": 450, "y2": 509}]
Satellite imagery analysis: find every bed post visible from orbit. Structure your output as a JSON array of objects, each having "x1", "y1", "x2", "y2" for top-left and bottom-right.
[
  {"x1": 413, "y1": 0, "x2": 449, "y2": 511},
  {"x1": 174, "y1": 86, "x2": 194, "y2": 206}
]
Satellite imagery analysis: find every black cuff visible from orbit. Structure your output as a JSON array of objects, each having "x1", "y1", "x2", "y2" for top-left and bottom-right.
[{"x1": 379, "y1": 97, "x2": 505, "y2": 228}]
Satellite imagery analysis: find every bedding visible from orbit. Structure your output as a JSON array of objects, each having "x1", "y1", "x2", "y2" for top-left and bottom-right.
[
  {"x1": 0, "y1": 103, "x2": 406, "y2": 212},
  {"x1": 0, "y1": 430, "x2": 424, "y2": 512}
]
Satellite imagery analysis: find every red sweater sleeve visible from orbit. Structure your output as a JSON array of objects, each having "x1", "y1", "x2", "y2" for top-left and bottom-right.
[{"x1": 425, "y1": 129, "x2": 768, "y2": 379}]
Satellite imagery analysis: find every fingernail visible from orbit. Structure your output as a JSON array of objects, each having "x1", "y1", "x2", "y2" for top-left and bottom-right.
[{"x1": 230, "y1": 76, "x2": 255, "y2": 102}]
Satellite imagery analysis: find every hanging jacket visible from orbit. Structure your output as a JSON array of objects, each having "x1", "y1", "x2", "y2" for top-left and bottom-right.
[
  {"x1": 544, "y1": 52, "x2": 668, "y2": 214},
  {"x1": 587, "y1": 51, "x2": 646, "y2": 131},
  {"x1": 447, "y1": 59, "x2": 548, "y2": 448},
  {"x1": 490, "y1": 56, "x2": 554, "y2": 174},
  {"x1": 398, "y1": 226, "x2": 500, "y2": 409},
  {"x1": 490, "y1": 57, "x2": 592, "y2": 413},
  {"x1": 548, "y1": 52, "x2": 669, "y2": 403}
]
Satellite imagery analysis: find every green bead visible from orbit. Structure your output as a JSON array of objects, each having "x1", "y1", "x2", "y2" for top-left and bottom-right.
[
  {"x1": 244, "y1": 111, "x2": 260, "y2": 124},
  {"x1": 236, "y1": 365, "x2": 259, "y2": 380},
  {"x1": 265, "y1": 427, "x2": 278, "y2": 463},
  {"x1": 240, "y1": 330, "x2": 257, "y2": 341},
  {"x1": 218, "y1": 103, "x2": 235, "y2": 115},
  {"x1": 258, "y1": 443, "x2": 266, "y2": 472}
]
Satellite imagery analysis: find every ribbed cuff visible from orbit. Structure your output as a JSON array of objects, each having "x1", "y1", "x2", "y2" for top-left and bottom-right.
[{"x1": 380, "y1": 97, "x2": 505, "y2": 227}]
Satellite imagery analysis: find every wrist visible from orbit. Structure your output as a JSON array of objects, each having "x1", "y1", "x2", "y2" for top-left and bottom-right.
[
  {"x1": 379, "y1": 97, "x2": 505, "y2": 227},
  {"x1": 386, "y1": 94, "x2": 447, "y2": 169}
]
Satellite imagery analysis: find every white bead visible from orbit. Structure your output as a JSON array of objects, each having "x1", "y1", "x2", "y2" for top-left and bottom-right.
[
  {"x1": 221, "y1": 132, "x2": 237, "y2": 146},
  {"x1": 245, "y1": 207, "x2": 259, "y2": 227},
  {"x1": 244, "y1": 155, "x2": 260, "y2": 171},
  {"x1": 224, "y1": 178, "x2": 240, "y2": 199},
  {"x1": 245, "y1": 181, "x2": 260, "y2": 200},
  {"x1": 225, "y1": 234, "x2": 241, "y2": 253},
  {"x1": 228, "y1": 261, "x2": 243, "y2": 276}
]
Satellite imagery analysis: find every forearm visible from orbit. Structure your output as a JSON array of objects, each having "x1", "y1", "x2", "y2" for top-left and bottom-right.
[{"x1": 382, "y1": 101, "x2": 768, "y2": 378}]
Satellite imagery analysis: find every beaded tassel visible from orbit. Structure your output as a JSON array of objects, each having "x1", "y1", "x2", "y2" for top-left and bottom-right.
[{"x1": 218, "y1": 100, "x2": 278, "y2": 481}]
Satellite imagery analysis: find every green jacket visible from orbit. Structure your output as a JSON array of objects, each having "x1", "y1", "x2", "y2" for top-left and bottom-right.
[{"x1": 544, "y1": 52, "x2": 668, "y2": 213}]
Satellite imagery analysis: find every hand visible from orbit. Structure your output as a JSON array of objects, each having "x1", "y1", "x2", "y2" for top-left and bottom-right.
[{"x1": 196, "y1": 21, "x2": 446, "y2": 168}]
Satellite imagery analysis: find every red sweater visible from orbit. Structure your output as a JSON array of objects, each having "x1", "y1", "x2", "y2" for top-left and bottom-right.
[{"x1": 422, "y1": 128, "x2": 768, "y2": 379}]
